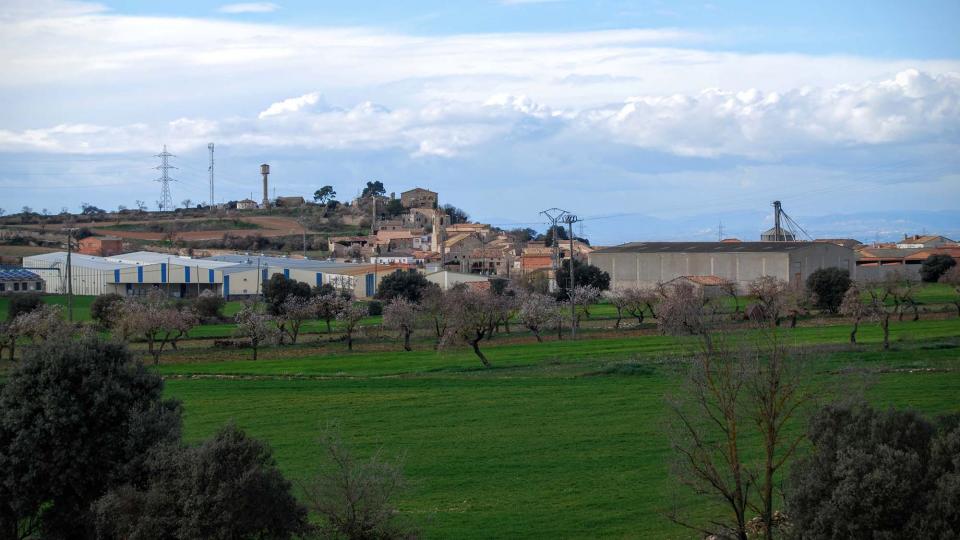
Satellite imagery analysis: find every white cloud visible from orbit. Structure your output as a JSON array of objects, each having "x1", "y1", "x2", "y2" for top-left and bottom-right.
[
  {"x1": 258, "y1": 92, "x2": 323, "y2": 118},
  {"x1": 217, "y1": 2, "x2": 279, "y2": 14},
  {"x1": 3, "y1": 70, "x2": 955, "y2": 161}
]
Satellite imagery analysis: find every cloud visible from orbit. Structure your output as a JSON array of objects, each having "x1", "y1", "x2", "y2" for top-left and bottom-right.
[
  {"x1": 217, "y1": 2, "x2": 279, "y2": 14},
  {"x1": 258, "y1": 92, "x2": 324, "y2": 118},
  {"x1": 2, "y1": 70, "x2": 956, "y2": 162}
]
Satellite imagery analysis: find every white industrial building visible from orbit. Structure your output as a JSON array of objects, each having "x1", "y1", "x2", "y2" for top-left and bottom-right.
[{"x1": 22, "y1": 251, "x2": 392, "y2": 299}]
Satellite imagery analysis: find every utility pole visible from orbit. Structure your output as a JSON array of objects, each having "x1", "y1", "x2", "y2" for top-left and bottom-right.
[
  {"x1": 539, "y1": 208, "x2": 568, "y2": 292},
  {"x1": 563, "y1": 214, "x2": 581, "y2": 339},
  {"x1": 208, "y1": 143, "x2": 215, "y2": 209},
  {"x1": 63, "y1": 227, "x2": 78, "y2": 321},
  {"x1": 370, "y1": 195, "x2": 377, "y2": 235}
]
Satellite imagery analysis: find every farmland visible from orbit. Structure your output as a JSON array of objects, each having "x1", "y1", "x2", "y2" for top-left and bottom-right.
[
  {"x1": 157, "y1": 316, "x2": 960, "y2": 539},
  {"x1": 3, "y1": 291, "x2": 959, "y2": 538}
]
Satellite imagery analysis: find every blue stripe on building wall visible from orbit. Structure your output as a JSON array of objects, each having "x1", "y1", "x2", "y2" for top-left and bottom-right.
[
  {"x1": 316, "y1": 272, "x2": 323, "y2": 286},
  {"x1": 114, "y1": 269, "x2": 120, "y2": 283},
  {"x1": 224, "y1": 275, "x2": 230, "y2": 297},
  {"x1": 284, "y1": 268, "x2": 290, "y2": 279},
  {"x1": 209, "y1": 269, "x2": 215, "y2": 283},
  {"x1": 185, "y1": 267, "x2": 191, "y2": 283},
  {"x1": 137, "y1": 266, "x2": 143, "y2": 283},
  {"x1": 262, "y1": 268, "x2": 268, "y2": 283},
  {"x1": 365, "y1": 273, "x2": 374, "y2": 297},
  {"x1": 161, "y1": 263, "x2": 167, "y2": 283}
]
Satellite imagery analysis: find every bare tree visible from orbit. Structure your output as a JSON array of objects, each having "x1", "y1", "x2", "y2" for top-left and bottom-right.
[
  {"x1": 441, "y1": 288, "x2": 501, "y2": 367},
  {"x1": 568, "y1": 285, "x2": 600, "y2": 334},
  {"x1": 117, "y1": 292, "x2": 197, "y2": 364},
  {"x1": 941, "y1": 266, "x2": 960, "y2": 317},
  {"x1": 657, "y1": 282, "x2": 717, "y2": 353},
  {"x1": 315, "y1": 293, "x2": 348, "y2": 334},
  {"x1": 719, "y1": 280, "x2": 741, "y2": 315},
  {"x1": 382, "y1": 298, "x2": 419, "y2": 351},
  {"x1": 277, "y1": 296, "x2": 316, "y2": 345},
  {"x1": 839, "y1": 285, "x2": 882, "y2": 344},
  {"x1": 864, "y1": 271, "x2": 919, "y2": 349},
  {"x1": 0, "y1": 305, "x2": 73, "y2": 360},
  {"x1": 135, "y1": 200, "x2": 147, "y2": 212},
  {"x1": 337, "y1": 303, "x2": 369, "y2": 351},
  {"x1": 747, "y1": 276, "x2": 790, "y2": 327},
  {"x1": 420, "y1": 287, "x2": 450, "y2": 347},
  {"x1": 622, "y1": 286, "x2": 660, "y2": 325},
  {"x1": 234, "y1": 305, "x2": 280, "y2": 360},
  {"x1": 604, "y1": 289, "x2": 629, "y2": 328},
  {"x1": 301, "y1": 430, "x2": 417, "y2": 540},
  {"x1": 517, "y1": 292, "x2": 560, "y2": 342},
  {"x1": 665, "y1": 300, "x2": 813, "y2": 539},
  {"x1": 181, "y1": 199, "x2": 192, "y2": 209}
]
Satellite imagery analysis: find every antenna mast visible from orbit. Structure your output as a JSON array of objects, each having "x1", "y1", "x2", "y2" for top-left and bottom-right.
[
  {"x1": 155, "y1": 145, "x2": 177, "y2": 212},
  {"x1": 208, "y1": 143, "x2": 215, "y2": 207}
]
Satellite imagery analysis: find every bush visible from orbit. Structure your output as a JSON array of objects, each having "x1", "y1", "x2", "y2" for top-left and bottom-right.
[
  {"x1": 805, "y1": 267, "x2": 852, "y2": 313},
  {"x1": 90, "y1": 293, "x2": 124, "y2": 327},
  {"x1": 7, "y1": 293, "x2": 42, "y2": 320},
  {"x1": 375, "y1": 269, "x2": 437, "y2": 303},
  {"x1": 262, "y1": 273, "x2": 311, "y2": 315},
  {"x1": 0, "y1": 336, "x2": 182, "y2": 538},
  {"x1": 367, "y1": 300, "x2": 383, "y2": 316},
  {"x1": 95, "y1": 424, "x2": 308, "y2": 539},
  {"x1": 555, "y1": 259, "x2": 610, "y2": 299},
  {"x1": 921, "y1": 254, "x2": 956, "y2": 282},
  {"x1": 787, "y1": 400, "x2": 960, "y2": 538},
  {"x1": 192, "y1": 292, "x2": 226, "y2": 319}
]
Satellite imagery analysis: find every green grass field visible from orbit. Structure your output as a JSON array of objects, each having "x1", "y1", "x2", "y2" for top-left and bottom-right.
[{"x1": 159, "y1": 317, "x2": 960, "y2": 538}]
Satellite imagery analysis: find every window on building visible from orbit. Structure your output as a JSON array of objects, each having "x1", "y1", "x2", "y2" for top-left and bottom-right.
[
  {"x1": 35, "y1": 282, "x2": 42, "y2": 291},
  {"x1": 13, "y1": 282, "x2": 20, "y2": 291},
  {"x1": 0, "y1": 283, "x2": 5, "y2": 292}
]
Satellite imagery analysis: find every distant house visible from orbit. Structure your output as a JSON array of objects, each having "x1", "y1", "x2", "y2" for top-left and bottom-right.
[
  {"x1": 400, "y1": 188, "x2": 438, "y2": 209},
  {"x1": 275, "y1": 196, "x2": 306, "y2": 208},
  {"x1": 896, "y1": 235, "x2": 956, "y2": 249},
  {"x1": 372, "y1": 251, "x2": 422, "y2": 265},
  {"x1": 236, "y1": 199, "x2": 258, "y2": 210},
  {"x1": 816, "y1": 238, "x2": 863, "y2": 249},
  {"x1": 77, "y1": 236, "x2": 123, "y2": 257},
  {"x1": 0, "y1": 268, "x2": 44, "y2": 294},
  {"x1": 664, "y1": 275, "x2": 729, "y2": 298}
]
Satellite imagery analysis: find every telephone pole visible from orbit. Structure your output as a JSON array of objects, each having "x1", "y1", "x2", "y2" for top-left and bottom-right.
[
  {"x1": 562, "y1": 214, "x2": 581, "y2": 339},
  {"x1": 207, "y1": 143, "x2": 215, "y2": 209},
  {"x1": 539, "y1": 208, "x2": 568, "y2": 292},
  {"x1": 62, "y1": 227, "x2": 79, "y2": 321}
]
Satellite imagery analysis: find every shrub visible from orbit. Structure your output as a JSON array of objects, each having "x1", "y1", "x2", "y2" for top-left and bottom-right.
[
  {"x1": 367, "y1": 300, "x2": 383, "y2": 316},
  {"x1": 0, "y1": 335, "x2": 182, "y2": 538},
  {"x1": 374, "y1": 270, "x2": 437, "y2": 303},
  {"x1": 921, "y1": 253, "x2": 956, "y2": 282},
  {"x1": 554, "y1": 259, "x2": 610, "y2": 299},
  {"x1": 805, "y1": 267, "x2": 852, "y2": 313},
  {"x1": 7, "y1": 293, "x2": 42, "y2": 321},
  {"x1": 90, "y1": 293, "x2": 124, "y2": 327},
  {"x1": 192, "y1": 291, "x2": 226, "y2": 319},
  {"x1": 787, "y1": 400, "x2": 960, "y2": 539}
]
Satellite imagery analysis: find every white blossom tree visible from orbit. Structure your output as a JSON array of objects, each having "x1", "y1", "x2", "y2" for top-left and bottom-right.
[
  {"x1": 315, "y1": 293, "x2": 348, "y2": 334},
  {"x1": 117, "y1": 291, "x2": 197, "y2": 365},
  {"x1": 234, "y1": 305, "x2": 281, "y2": 360},
  {"x1": 277, "y1": 295, "x2": 317, "y2": 344},
  {"x1": 441, "y1": 288, "x2": 502, "y2": 367},
  {"x1": 337, "y1": 303, "x2": 369, "y2": 351},
  {"x1": 517, "y1": 292, "x2": 560, "y2": 342},
  {"x1": 382, "y1": 298, "x2": 420, "y2": 351}
]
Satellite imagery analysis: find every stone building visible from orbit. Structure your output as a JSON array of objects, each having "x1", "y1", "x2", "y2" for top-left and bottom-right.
[{"x1": 400, "y1": 188, "x2": 438, "y2": 209}]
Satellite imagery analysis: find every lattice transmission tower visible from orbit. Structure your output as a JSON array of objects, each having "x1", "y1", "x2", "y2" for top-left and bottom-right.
[{"x1": 155, "y1": 144, "x2": 177, "y2": 212}]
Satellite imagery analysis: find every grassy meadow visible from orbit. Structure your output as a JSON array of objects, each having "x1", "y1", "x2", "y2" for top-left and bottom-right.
[
  {"x1": 159, "y1": 317, "x2": 960, "y2": 539},
  {"x1": 2, "y1": 289, "x2": 959, "y2": 537}
]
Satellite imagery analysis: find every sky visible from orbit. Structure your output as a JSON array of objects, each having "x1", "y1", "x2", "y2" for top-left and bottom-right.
[{"x1": 1, "y1": 0, "x2": 958, "y2": 245}]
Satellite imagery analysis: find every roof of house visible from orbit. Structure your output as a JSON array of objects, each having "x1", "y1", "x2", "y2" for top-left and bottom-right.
[
  {"x1": 79, "y1": 236, "x2": 122, "y2": 242},
  {"x1": 401, "y1": 187, "x2": 437, "y2": 196},
  {"x1": 902, "y1": 234, "x2": 954, "y2": 244},
  {"x1": 672, "y1": 275, "x2": 729, "y2": 286},
  {"x1": 592, "y1": 242, "x2": 817, "y2": 254},
  {"x1": 107, "y1": 251, "x2": 237, "y2": 269},
  {"x1": 237, "y1": 199, "x2": 257, "y2": 204},
  {"x1": 0, "y1": 268, "x2": 42, "y2": 281},
  {"x1": 856, "y1": 247, "x2": 923, "y2": 259}
]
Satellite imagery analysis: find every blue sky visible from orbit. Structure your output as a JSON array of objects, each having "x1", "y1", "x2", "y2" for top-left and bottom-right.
[{"x1": 1, "y1": 0, "x2": 958, "y2": 244}]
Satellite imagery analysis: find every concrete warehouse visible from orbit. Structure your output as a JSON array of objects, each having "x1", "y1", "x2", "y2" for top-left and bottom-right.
[
  {"x1": 588, "y1": 241, "x2": 855, "y2": 291},
  {"x1": 21, "y1": 251, "x2": 392, "y2": 299}
]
